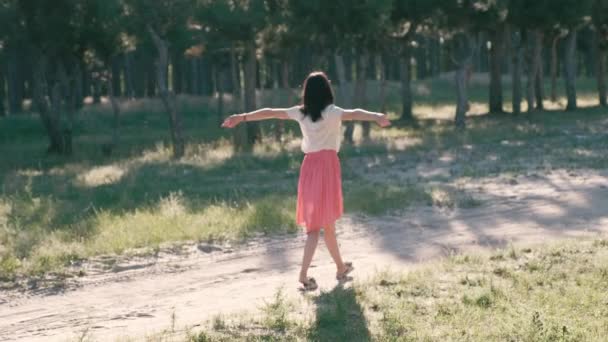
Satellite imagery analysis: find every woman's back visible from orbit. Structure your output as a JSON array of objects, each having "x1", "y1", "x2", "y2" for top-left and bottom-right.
[{"x1": 286, "y1": 104, "x2": 344, "y2": 154}]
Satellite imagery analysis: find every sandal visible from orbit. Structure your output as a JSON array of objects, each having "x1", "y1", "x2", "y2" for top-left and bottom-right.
[
  {"x1": 300, "y1": 277, "x2": 318, "y2": 291},
  {"x1": 336, "y1": 262, "x2": 354, "y2": 281}
]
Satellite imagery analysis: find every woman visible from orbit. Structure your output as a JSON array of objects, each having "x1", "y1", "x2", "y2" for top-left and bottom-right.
[{"x1": 222, "y1": 71, "x2": 391, "y2": 290}]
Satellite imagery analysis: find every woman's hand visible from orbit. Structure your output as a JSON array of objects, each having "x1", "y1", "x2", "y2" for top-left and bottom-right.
[
  {"x1": 221, "y1": 114, "x2": 244, "y2": 129},
  {"x1": 375, "y1": 114, "x2": 391, "y2": 128}
]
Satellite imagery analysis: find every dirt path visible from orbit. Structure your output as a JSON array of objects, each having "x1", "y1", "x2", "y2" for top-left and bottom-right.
[{"x1": 1, "y1": 170, "x2": 608, "y2": 341}]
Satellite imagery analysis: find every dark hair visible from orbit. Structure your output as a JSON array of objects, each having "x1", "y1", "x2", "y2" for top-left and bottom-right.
[{"x1": 300, "y1": 71, "x2": 334, "y2": 122}]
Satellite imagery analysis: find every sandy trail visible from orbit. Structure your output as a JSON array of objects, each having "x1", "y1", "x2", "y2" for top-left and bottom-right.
[{"x1": 1, "y1": 170, "x2": 608, "y2": 341}]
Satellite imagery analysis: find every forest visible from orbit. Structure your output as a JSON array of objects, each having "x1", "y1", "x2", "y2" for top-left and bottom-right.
[{"x1": 0, "y1": 0, "x2": 607, "y2": 158}]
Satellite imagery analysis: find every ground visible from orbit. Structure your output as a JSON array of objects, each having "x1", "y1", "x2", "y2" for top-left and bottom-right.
[{"x1": 1, "y1": 169, "x2": 607, "y2": 341}]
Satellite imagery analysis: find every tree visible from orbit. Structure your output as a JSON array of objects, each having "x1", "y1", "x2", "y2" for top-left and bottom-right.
[
  {"x1": 389, "y1": 0, "x2": 441, "y2": 122},
  {"x1": 126, "y1": 0, "x2": 194, "y2": 158},
  {"x1": 592, "y1": 0, "x2": 608, "y2": 107},
  {"x1": 0, "y1": 0, "x2": 17, "y2": 116},
  {"x1": 508, "y1": 0, "x2": 553, "y2": 113},
  {"x1": 487, "y1": 5, "x2": 509, "y2": 114},
  {"x1": 439, "y1": 0, "x2": 499, "y2": 128},
  {"x1": 290, "y1": 0, "x2": 392, "y2": 142},
  {"x1": 17, "y1": 0, "x2": 92, "y2": 154},
  {"x1": 551, "y1": 0, "x2": 593, "y2": 111},
  {"x1": 197, "y1": 0, "x2": 269, "y2": 152},
  {"x1": 260, "y1": 0, "x2": 307, "y2": 141},
  {"x1": 81, "y1": 0, "x2": 130, "y2": 154},
  {"x1": 0, "y1": 0, "x2": 25, "y2": 115}
]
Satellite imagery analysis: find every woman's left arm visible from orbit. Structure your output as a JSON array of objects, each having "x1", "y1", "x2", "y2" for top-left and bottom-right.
[
  {"x1": 342, "y1": 109, "x2": 391, "y2": 127},
  {"x1": 221, "y1": 108, "x2": 291, "y2": 128}
]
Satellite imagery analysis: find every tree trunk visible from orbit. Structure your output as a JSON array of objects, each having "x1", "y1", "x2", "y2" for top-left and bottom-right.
[
  {"x1": 199, "y1": 57, "x2": 210, "y2": 96},
  {"x1": 190, "y1": 58, "x2": 199, "y2": 95},
  {"x1": 57, "y1": 62, "x2": 75, "y2": 155},
  {"x1": 400, "y1": 49, "x2": 413, "y2": 121},
  {"x1": 535, "y1": 37, "x2": 545, "y2": 111},
  {"x1": 416, "y1": 35, "x2": 428, "y2": 79},
  {"x1": 489, "y1": 27, "x2": 504, "y2": 114},
  {"x1": 525, "y1": 30, "x2": 543, "y2": 113},
  {"x1": 377, "y1": 54, "x2": 388, "y2": 113},
  {"x1": 112, "y1": 56, "x2": 122, "y2": 97},
  {"x1": 146, "y1": 57, "x2": 157, "y2": 97},
  {"x1": 244, "y1": 40, "x2": 259, "y2": 145},
  {"x1": 73, "y1": 62, "x2": 84, "y2": 110},
  {"x1": 0, "y1": 69, "x2": 6, "y2": 116},
  {"x1": 234, "y1": 39, "x2": 258, "y2": 152},
  {"x1": 596, "y1": 37, "x2": 607, "y2": 107},
  {"x1": 20, "y1": 55, "x2": 32, "y2": 101},
  {"x1": 563, "y1": 30, "x2": 578, "y2": 111},
  {"x1": 7, "y1": 47, "x2": 23, "y2": 114},
  {"x1": 172, "y1": 51, "x2": 183, "y2": 94},
  {"x1": 124, "y1": 52, "x2": 135, "y2": 99},
  {"x1": 584, "y1": 29, "x2": 596, "y2": 77},
  {"x1": 455, "y1": 64, "x2": 469, "y2": 129},
  {"x1": 503, "y1": 28, "x2": 512, "y2": 76},
  {"x1": 180, "y1": 57, "x2": 188, "y2": 95},
  {"x1": 82, "y1": 66, "x2": 91, "y2": 99},
  {"x1": 336, "y1": 54, "x2": 354, "y2": 144},
  {"x1": 215, "y1": 66, "x2": 224, "y2": 124},
  {"x1": 511, "y1": 29, "x2": 524, "y2": 115},
  {"x1": 92, "y1": 72, "x2": 102, "y2": 104},
  {"x1": 334, "y1": 54, "x2": 350, "y2": 106},
  {"x1": 108, "y1": 65, "x2": 121, "y2": 150},
  {"x1": 148, "y1": 26, "x2": 185, "y2": 158},
  {"x1": 272, "y1": 59, "x2": 282, "y2": 143},
  {"x1": 32, "y1": 55, "x2": 64, "y2": 154},
  {"x1": 550, "y1": 36, "x2": 560, "y2": 102},
  {"x1": 453, "y1": 33, "x2": 474, "y2": 129},
  {"x1": 281, "y1": 60, "x2": 291, "y2": 106},
  {"x1": 274, "y1": 59, "x2": 293, "y2": 144},
  {"x1": 357, "y1": 53, "x2": 371, "y2": 141},
  {"x1": 344, "y1": 53, "x2": 353, "y2": 82},
  {"x1": 430, "y1": 36, "x2": 441, "y2": 77},
  {"x1": 230, "y1": 44, "x2": 242, "y2": 113},
  {"x1": 134, "y1": 49, "x2": 146, "y2": 98},
  {"x1": 255, "y1": 55, "x2": 262, "y2": 90}
]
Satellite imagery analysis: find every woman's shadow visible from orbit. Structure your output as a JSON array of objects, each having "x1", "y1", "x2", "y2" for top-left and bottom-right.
[{"x1": 307, "y1": 284, "x2": 372, "y2": 342}]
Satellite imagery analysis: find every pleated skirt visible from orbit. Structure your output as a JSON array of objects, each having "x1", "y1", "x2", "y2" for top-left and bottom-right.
[{"x1": 296, "y1": 149, "x2": 343, "y2": 233}]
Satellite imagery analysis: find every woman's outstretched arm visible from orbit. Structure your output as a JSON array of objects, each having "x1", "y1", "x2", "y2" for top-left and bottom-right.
[
  {"x1": 342, "y1": 109, "x2": 391, "y2": 127},
  {"x1": 221, "y1": 108, "x2": 292, "y2": 128}
]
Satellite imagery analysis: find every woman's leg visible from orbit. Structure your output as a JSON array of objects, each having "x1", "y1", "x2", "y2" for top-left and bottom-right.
[
  {"x1": 324, "y1": 222, "x2": 347, "y2": 274},
  {"x1": 299, "y1": 230, "x2": 320, "y2": 282}
]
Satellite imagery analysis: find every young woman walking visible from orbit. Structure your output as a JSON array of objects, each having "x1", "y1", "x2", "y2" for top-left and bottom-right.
[{"x1": 222, "y1": 71, "x2": 391, "y2": 290}]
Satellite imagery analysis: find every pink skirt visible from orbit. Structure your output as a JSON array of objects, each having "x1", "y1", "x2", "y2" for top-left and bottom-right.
[{"x1": 296, "y1": 149, "x2": 344, "y2": 233}]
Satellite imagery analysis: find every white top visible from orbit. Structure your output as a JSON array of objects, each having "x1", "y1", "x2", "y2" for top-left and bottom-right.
[{"x1": 286, "y1": 104, "x2": 344, "y2": 154}]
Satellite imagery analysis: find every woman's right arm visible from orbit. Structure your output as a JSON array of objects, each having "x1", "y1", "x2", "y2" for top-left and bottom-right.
[
  {"x1": 342, "y1": 109, "x2": 391, "y2": 127},
  {"x1": 221, "y1": 108, "x2": 293, "y2": 128}
]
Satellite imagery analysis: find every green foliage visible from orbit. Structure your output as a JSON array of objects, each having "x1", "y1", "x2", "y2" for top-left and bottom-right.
[
  {"x1": 508, "y1": 0, "x2": 593, "y2": 30},
  {"x1": 17, "y1": 0, "x2": 90, "y2": 59},
  {"x1": 80, "y1": 0, "x2": 129, "y2": 60},
  {"x1": 438, "y1": 0, "x2": 508, "y2": 33},
  {"x1": 197, "y1": 0, "x2": 269, "y2": 42},
  {"x1": 288, "y1": 0, "x2": 393, "y2": 50},
  {"x1": 592, "y1": 0, "x2": 608, "y2": 47}
]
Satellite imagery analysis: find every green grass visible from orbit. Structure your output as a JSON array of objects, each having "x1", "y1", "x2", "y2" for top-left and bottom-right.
[
  {"x1": 1, "y1": 77, "x2": 607, "y2": 279},
  {"x1": 183, "y1": 239, "x2": 608, "y2": 342}
]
